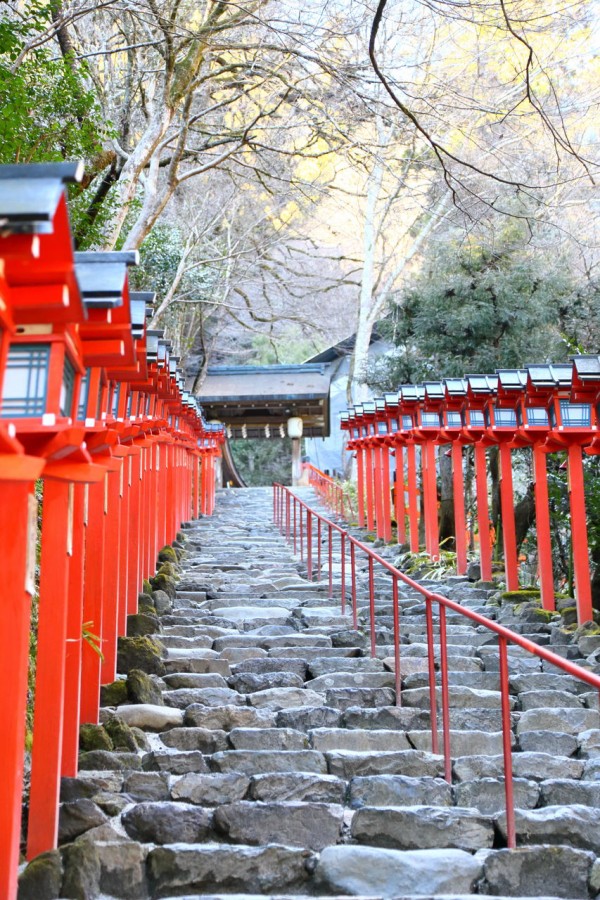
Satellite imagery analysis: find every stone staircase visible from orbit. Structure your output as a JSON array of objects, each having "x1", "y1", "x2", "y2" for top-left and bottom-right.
[{"x1": 20, "y1": 487, "x2": 600, "y2": 899}]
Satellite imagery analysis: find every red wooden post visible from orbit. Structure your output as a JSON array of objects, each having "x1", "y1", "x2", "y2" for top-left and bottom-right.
[
  {"x1": 27, "y1": 479, "x2": 72, "y2": 858},
  {"x1": 0, "y1": 459, "x2": 43, "y2": 899},
  {"x1": 568, "y1": 443, "x2": 593, "y2": 623},
  {"x1": 423, "y1": 440, "x2": 439, "y2": 559},
  {"x1": 356, "y1": 446, "x2": 365, "y2": 527},
  {"x1": 394, "y1": 444, "x2": 406, "y2": 544},
  {"x1": 406, "y1": 443, "x2": 420, "y2": 553},
  {"x1": 61, "y1": 483, "x2": 86, "y2": 777},
  {"x1": 381, "y1": 444, "x2": 392, "y2": 542},
  {"x1": 373, "y1": 444, "x2": 384, "y2": 539},
  {"x1": 451, "y1": 443, "x2": 468, "y2": 574},
  {"x1": 499, "y1": 442, "x2": 519, "y2": 591},
  {"x1": 364, "y1": 444, "x2": 375, "y2": 532},
  {"x1": 474, "y1": 443, "x2": 492, "y2": 581},
  {"x1": 532, "y1": 443, "x2": 555, "y2": 610},
  {"x1": 100, "y1": 464, "x2": 122, "y2": 684},
  {"x1": 80, "y1": 477, "x2": 106, "y2": 723}
]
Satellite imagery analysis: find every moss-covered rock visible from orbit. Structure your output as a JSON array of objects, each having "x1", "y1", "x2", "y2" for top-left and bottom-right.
[
  {"x1": 100, "y1": 679, "x2": 128, "y2": 708},
  {"x1": 60, "y1": 837, "x2": 100, "y2": 899},
  {"x1": 18, "y1": 850, "x2": 63, "y2": 900},
  {"x1": 142, "y1": 579, "x2": 153, "y2": 595},
  {"x1": 138, "y1": 591, "x2": 155, "y2": 608},
  {"x1": 560, "y1": 606, "x2": 579, "y2": 627},
  {"x1": 502, "y1": 589, "x2": 542, "y2": 602},
  {"x1": 149, "y1": 573, "x2": 177, "y2": 599},
  {"x1": 156, "y1": 561, "x2": 179, "y2": 579},
  {"x1": 79, "y1": 723, "x2": 113, "y2": 752},
  {"x1": 158, "y1": 545, "x2": 178, "y2": 564},
  {"x1": 572, "y1": 620, "x2": 600, "y2": 638},
  {"x1": 17, "y1": 850, "x2": 63, "y2": 900},
  {"x1": 126, "y1": 612, "x2": 161, "y2": 637},
  {"x1": 127, "y1": 668, "x2": 164, "y2": 705},
  {"x1": 117, "y1": 636, "x2": 166, "y2": 675},
  {"x1": 104, "y1": 715, "x2": 139, "y2": 752}
]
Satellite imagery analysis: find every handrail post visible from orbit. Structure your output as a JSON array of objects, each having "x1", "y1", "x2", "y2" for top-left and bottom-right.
[
  {"x1": 307, "y1": 510, "x2": 313, "y2": 580},
  {"x1": 392, "y1": 576, "x2": 401, "y2": 706},
  {"x1": 425, "y1": 596, "x2": 439, "y2": 755},
  {"x1": 439, "y1": 603, "x2": 452, "y2": 782},
  {"x1": 328, "y1": 523, "x2": 333, "y2": 599},
  {"x1": 317, "y1": 517, "x2": 322, "y2": 581},
  {"x1": 499, "y1": 636, "x2": 516, "y2": 849},
  {"x1": 341, "y1": 533, "x2": 346, "y2": 615},
  {"x1": 368, "y1": 555, "x2": 376, "y2": 657},
  {"x1": 351, "y1": 541, "x2": 358, "y2": 629}
]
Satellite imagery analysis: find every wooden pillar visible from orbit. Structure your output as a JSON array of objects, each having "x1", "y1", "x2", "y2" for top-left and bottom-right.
[
  {"x1": 364, "y1": 445, "x2": 375, "y2": 532},
  {"x1": 394, "y1": 444, "x2": 406, "y2": 544},
  {"x1": 100, "y1": 465, "x2": 122, "y2": 684},
  {"x1": 0, "y1": 464, "x2": 42, "y2": 899},
  {"x1": 406, "y1": 443, "x2": 420, "y2": 553},
  {"x1": 499, "y1": 442, "x2": 519, "y2": 591},
  {"x1": 27, "y1": 479, "x2": 72, "y2": 858},
  {"x1": 80, "y1": 476, "x2": 106, "y2": 723},
  {"x1": 474, "y1": 443, "x2": 492, "y2": 581},
  {"x1": 568, "y1": 444, "x2": 593, "y2": 623},
  {"x1": 61, "y1": 483, "x2": 86, "y2": 777},
  {"x1": 381, "y1": 445, "x2": 392, "y2": 543},
  {"x1": 356, "y1": 447, "x2": 365, "y2": 527},
  {"x1": 373, "y1": 445, "x2": 384, "y2": 539},
  {"x1": 532, "y1": 444, "x2": 555, "y2": 611},
  {"x1": 423, "y1": 441, "x2": 439, "y2": 559},
  {"x1": 452, "y1": 443, "x2": 468, "y2": 575}
]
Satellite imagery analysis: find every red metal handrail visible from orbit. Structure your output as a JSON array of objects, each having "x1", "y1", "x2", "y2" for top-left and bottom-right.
[
  {"x1": 273, "y1": 482, "x2": 600, "y2": 850},
  {"x1": 302, "y1": 462, "x2": 355, "y2": 521}
]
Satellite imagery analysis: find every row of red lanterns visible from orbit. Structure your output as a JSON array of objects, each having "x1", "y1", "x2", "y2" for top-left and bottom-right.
[
  {"x1": 341, "y1": 361, "x2": 600, "y2": 627},
  {"x1": 0, "y1": 162, "x2": 224, "y2": 897}
]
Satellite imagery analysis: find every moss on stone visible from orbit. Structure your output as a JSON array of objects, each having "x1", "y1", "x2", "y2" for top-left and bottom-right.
[
  {"x1": 100, "y1": 679, "x2": 128, "y2": 708},
  {"x1": 117, "y1": 635, "x2": 166, "y2": 675},
  {"x1": 126, "y1": 668, "x2": 164, "y2": 705},
  {"x1": 560, "y1": 606, "x2": 578, "y2": 627},
  {"x1": 149, "y1": 572, "x2": 177, "y2": 599},
  {"x1": 79, "y1": 723, "x2": 114, "y2": 752},
  {"x1": 126, "y1": 612, "x2": 161, "y2": 637},
  {"x1": 156, "y1": 561, "x2": 179, "y2": 579},
  {"x1": 142, "y1": 579, "x2": 153, "y2": 595},
  {"x1": 104, "y1": 715, "x2": 139, "y2": 752},
  {"x1": 18, "y1": 850, "x2": 63, "y2": 900},
  {"x1": 502, "y1": 589, "x2": 542, "y2": 602},
  {"x1": 158, "y1": 545, "x2": 178, "y2": 564}
]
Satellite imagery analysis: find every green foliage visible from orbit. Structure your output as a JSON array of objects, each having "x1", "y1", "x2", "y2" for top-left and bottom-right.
[
  {"x1": 0, "y1": 12, "x2": 106, "y2": 165},
  {"x1": 370, "y1": 228, "x2": 574, "y2": 389},
  {"x1": 230, "y1": 437, "x2": 298, "y2": 486}
]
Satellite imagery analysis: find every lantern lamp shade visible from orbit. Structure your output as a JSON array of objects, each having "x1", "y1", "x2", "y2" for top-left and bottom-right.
[
  {"x1": 287, "y1": 416, "x2": 303, "y2": 438},
  {"x1": 0, "y1": 162, "x2": 83, "y2": 234},
  {"x1": 0, "y1": 343, "x2": 50, "y2": 416},
  {"x1": 75, "y1": 251, "x2": 138, "y2": 309}
]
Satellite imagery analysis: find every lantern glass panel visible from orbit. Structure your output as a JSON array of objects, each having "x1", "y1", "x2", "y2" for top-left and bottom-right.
[
  {"x1": 560, "y1": 400, "x2": 591, "y2": 428},
  {"x1": 469, "y1": 410, "x2": 485, "y2": 427},
  {"x1": 526, "y1": 406, "x2": 548, "y2": 426},
  {"x1": 353, "y1": 427, "x2": 360, "y2": 438},
  {"x1": 402, "y1": 414, "x2": 413, "y2": 429},
  {"x1": 77, "y1": 369, "x2": 90, "y2": 420},
  {"x1": 421, "y1": 411, "x2": 439, "y2": 428},
  {"x1": 377, "y1": 421, "x2": 388, "y2": 434},
  {"x1": 60, "y1": 356, "x2": 76, "y2": 418},
  {"x1": 111, "y1": 384, "x2": 120, "y2": 417},
  {"x1": 1, "y1": 343, "x2": 50, "y2": 417},
  {"x1": 390, "y1": 417, "x2": 399, "y2": 431},
  {"x1": 369, "y1": 423, "x2": 376, "y2": 435},
  {"x1": 494, "y1": 407, "x2": 517, "y2": 427},
  {"x1": 446, "y1": 411, "x2": 462, "y2": 427}
]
